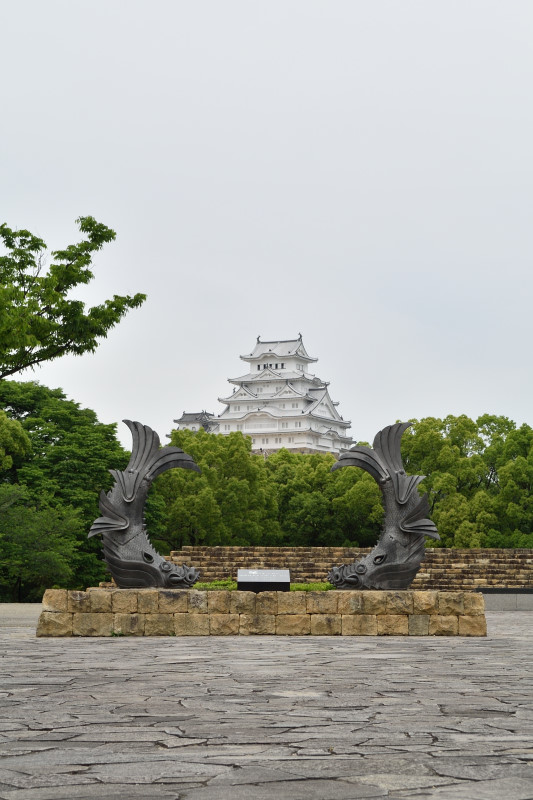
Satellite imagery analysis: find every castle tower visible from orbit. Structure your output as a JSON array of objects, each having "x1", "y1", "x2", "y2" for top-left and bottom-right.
[{"x1": 206, "y1": 335, "x2": 353, "y2": 454}]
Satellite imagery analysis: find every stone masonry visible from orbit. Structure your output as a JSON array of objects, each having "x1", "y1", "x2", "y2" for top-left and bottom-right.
[
  {"x1": 36, "y1": 589, "x2": 487, "y2": 637},
  {"x1": 170, "y1": 546, "x2": 533, "y2": 589}
]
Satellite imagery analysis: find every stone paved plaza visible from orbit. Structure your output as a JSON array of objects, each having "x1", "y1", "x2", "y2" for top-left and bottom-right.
[{"x1": 0, "y1": 608, "x2": 532, "y2": 799}]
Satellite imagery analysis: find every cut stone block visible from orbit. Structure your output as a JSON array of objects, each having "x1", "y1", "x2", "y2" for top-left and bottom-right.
[
  {"x1": 255, "y1": 591, "x2": 278, "y2": 615},
  {"x1": 341, "y1": 614, "x2": 377, "y2": 635},
  {"x1": 386, "y1": 591, "x2": 414, "y2": 615},
  {"x1": 377, "y1": 614, "x2": 409, "y2": 635},
  {"x1": 72, "y1": 612, "x2": 113, "y2": 636},
  {"x1": 310, "y1": 614, "x2": 341, "y2": 635},
  {"x1": 144, "y1": 614, "x2": 175, "y2": 636},
  {"x1": 463, "y1": 592, "x2": 485, "y2": 616},
  {"x1": 159, "y1": 590, "x2": 188, "y2": 614},
  {"x1": 277, "y1": 593, "x2": 306, "y2": 614},
  {"x1": 429, "y1": 615, "x2": 459, "y2": 636},
  {"x1": 276, "y1": 614, "x2": 311, "y2": 635},
  {"x1": 306, "y1": 592, "x2": 338, "y2": 614},
  {"x1": 209, "y1": 614, "x2": 240, "y2": 635},
  {"x1": 228, "y1": 591, "x2": 256, "y2": 615},
  {"x1": 413, "y1": 590, "x2": 438, "y2": 614},
  {"x1": 458, "y1": 615, "x2": 487, "y2": 636},
  {"x1": 137, "y1": 589, "x2": 159, "y2": 614},
  {"x1": 240, "y1": 614, "x2": 276, "y2": 635},
  {"x1": 361, "y1": 591, "x2": 387, "y2": 615},
  {"x1": 67, "y1": 591, "x2": 91, "y2": 613},
  {"x1": 438, "y1": 592, "x2": 464, "y2": 615},
  {"x1": 36, "y1": 612, "x2": 73, "y2": 637},
  {"x1": 174, "y1": 614, "x2": 210, "y2": 636},
  {"x1": 111, "y1": 590, "x2": 138, "y2": 614},
  {"x1": 42, "y1": 589, "x2": 68, "y2": 612},
  {"x1": 207, "y1": 591, "x2": 231, "y2": 614},
  {"x1": 88, "y1": 590, "x2": 112, "y2": 613},
  {"x1": 337, "y1": 591, "x2": 363, "y2": 615},
  {"x1": 408, "y1": 614, "x2": 430, "y2": 636},
  {"x1": 113, "y1": 613, "x2": 145, "y2": 636},
  {"x1": 188, "y1": 591, "x2": 208, "y2": 613}
]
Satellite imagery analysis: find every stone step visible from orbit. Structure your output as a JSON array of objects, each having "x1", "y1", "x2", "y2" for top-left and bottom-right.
[{"x1": 169, "y1": 546, "x2": 533, "y2": 590}]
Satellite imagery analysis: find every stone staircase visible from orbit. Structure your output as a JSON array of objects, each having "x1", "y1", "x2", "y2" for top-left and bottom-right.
[{"x1": 169, "y1": 546, "x2": 533, "y2": 591}]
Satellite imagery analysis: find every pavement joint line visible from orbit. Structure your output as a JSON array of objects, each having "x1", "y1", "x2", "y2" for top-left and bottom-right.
[{"x1": 0, "y1": 610, "x2": 531, "y2": 799}]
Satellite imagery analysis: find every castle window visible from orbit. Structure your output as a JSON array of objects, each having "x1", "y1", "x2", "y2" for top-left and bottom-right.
[{"x1": 257, "y1": 365, "x2": 260, "y2": 370}]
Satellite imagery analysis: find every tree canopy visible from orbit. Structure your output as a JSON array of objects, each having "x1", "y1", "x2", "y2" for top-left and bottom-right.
[
  {"x1": 402, "y1": 415, "x2": 533, "y2": 547},
  {"x1": 1, "y1": 387, "x2": 531, "y2": 601},
  {"x1": 0, "y1": 380, "x2": 129, "y2": 599},
  {"x1": 0, "y1": 216, "x2": 146, "y2": 379}
]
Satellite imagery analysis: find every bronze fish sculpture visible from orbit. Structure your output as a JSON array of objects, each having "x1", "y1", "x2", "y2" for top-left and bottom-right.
[
  {"x1": 327, "y1": 422, "x2": 439, "y2": 589},
  {"x1": 89, "y1": 420, "x2": 200, "y2": 588}
]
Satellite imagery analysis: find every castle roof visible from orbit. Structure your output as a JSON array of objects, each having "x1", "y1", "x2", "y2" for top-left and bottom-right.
[
  {"x1": 240, "y1": 335, "x2": 317, "y2": 363},
  {"x1": 174, "y1": 411, "x2": 214, "y2": 428}
]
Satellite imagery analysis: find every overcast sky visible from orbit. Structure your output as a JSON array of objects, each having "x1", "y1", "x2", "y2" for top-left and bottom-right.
[{"x1": 2, "y1": 1, "x2": 532, "y2": 448}]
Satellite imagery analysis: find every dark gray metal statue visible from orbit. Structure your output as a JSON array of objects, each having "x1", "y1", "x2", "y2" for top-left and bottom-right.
[
  {"x1": 327, "y1": 422, "x2": 439, "y2": 590},
  {"x1": 88, "y1": 420, "x2": 200, "y2": 588}
]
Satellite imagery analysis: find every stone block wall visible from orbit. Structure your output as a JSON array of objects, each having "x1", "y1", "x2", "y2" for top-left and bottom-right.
[
  {"x1": 36, "y1": 588, "x2": 486, "y2": 637},
  {"x1": 169, "y1": 546, "x2": 533, "y2": 589}
]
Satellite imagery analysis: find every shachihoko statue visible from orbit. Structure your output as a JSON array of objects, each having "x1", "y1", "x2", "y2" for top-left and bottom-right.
[
  {"x1": 327, "y1": 422, "x2": 439, "y2": 590},
  {"x1": 88, "y1": 420, "x2": 200, "y2": 588}
]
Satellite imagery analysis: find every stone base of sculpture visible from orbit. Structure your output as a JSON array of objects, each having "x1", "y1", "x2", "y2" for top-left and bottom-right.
[{"x1": 36, "y1": 588, "x2": 486, "y2": 637}]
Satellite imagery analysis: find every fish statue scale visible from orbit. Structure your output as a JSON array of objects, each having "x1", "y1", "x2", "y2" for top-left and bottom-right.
[
  {"x1": 327, "y1": 422, "x2": 440, "y2": 590},
  {"x1": 88, "y1": 420, "x2": 200, "y2": 588}
]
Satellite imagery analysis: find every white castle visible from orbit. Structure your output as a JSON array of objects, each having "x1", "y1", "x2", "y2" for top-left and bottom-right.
[{"x1": 175, "y1": 335, "x2": 353, "y2": 455}]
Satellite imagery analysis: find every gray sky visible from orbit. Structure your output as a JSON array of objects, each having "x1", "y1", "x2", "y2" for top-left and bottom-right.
[{"x1": 2, "y1": 0, "x2": 532, "y2": 448}]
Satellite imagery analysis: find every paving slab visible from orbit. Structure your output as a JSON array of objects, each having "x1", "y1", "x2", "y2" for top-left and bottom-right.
[{"x1": 0, "y1": 612, "x2": 531, "y2": 799}]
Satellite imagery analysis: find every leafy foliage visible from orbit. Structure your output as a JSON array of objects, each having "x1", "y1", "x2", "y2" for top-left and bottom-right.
[
  {"x1": 0, "y1": 381, "x2": 129, "y2": 598},
  {"x1": 0, "y1": 484, "x2": 82, "y2": 601},
  {"x1": 265, "y1": 448, "x2": 383, "y2": 546},
  {"x1": 1, "y1": 394, "x2": 531, "y2": 602},
  {"x1": 0, "y1": 216, "x2": 146, "y2": 379},
  {"x1": 401, "y1": 415, "x2": 533, "y2": 547},
  {"x1": 153, "y1": 429, "x2": 282, "y2": 550}
]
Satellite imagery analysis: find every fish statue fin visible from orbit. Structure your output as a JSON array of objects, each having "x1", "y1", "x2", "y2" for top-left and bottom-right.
[
  {"x1": 400, "y1": 494, "x2": 440, "y2": 540},
  {"x1": 112, "y1": 422, "x2": 201, "y2": 502},
  {"x1": 88, "y1": 491, "x2": 128, "y2": 538},
  {"x1": 373, "y1": 422, "x2": 421, "y2": 504},
  {"x1": 332, "y1": 445, "x2": 388, "y2": 483}
]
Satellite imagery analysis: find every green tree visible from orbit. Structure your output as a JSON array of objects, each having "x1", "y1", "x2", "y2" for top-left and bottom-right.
[
  {"x1": 265, "y1": 449, "x2": 383, "y2": 546},
  {"x1": 0, "y1": 409, "x2": 30, "y2": 471},
  {"x1": 154, "y1": 429, "x2": 281, "y2": 550},
  {"x1": 402, "y1": 415, "x2": 533, "y2": 548},
  {"x1": 0, "y1": 380, "x2": 130, "y2": 589},
  {"x1": 0, "y1": 485, "x2": 81, "y2": 601},
  {"x1": 0, "y1": 216, "x2": 146, "y2": 379}
]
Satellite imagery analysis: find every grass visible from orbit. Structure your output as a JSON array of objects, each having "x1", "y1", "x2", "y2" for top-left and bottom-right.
[{"x1": 194, "y1": 579, "x2": 333, "y2": 591}]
